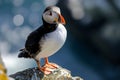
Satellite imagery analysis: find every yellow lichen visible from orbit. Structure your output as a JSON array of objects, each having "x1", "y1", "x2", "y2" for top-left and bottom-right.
[{"x1": 0, "y1": 64, "x2": 8, "y2": 80}]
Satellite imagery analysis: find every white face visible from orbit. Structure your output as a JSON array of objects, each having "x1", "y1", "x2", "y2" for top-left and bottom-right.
[{"x1": 43, "y1": 10, "x2": 59, "y2": 24}]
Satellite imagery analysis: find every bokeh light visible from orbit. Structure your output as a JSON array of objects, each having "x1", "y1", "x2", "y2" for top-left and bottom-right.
[
  {"x1": 67, "y1": 0, "x2": 85, "y2": 20},
  {"x1": 13, "y1": 14, "x2": 24, "y2": 26}
]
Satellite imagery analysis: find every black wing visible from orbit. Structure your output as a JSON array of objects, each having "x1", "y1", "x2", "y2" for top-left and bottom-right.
[{"x1": 25, "y1": 26, "x2": 45, "y2": 54}]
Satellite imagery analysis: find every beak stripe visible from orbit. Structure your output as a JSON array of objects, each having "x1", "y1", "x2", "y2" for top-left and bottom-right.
[{"x1": 59, "y1": 14, "x2": 66, "y2": 25}]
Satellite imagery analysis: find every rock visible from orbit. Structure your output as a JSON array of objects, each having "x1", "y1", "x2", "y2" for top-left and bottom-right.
[
  {"x1": 0, "y1": 54, "x2": 15, "y2": 80},
  {"x1": 10, "y1": 64, "x2": 83, "y2": 80}
]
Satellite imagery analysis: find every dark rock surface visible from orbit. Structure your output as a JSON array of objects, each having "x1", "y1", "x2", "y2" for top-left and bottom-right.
[{"x1": 10, "y1": 64, "x2": 83, "y2": 80}]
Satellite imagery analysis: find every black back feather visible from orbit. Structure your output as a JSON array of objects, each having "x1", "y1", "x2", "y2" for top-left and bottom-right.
[{"x1": 19, "y1": 23, "x2": 57, "y2": 58}]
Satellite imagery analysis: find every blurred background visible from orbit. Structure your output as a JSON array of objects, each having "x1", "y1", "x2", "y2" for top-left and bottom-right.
[{"x1": 0, "y1": 0, "x2": 120, "y2": 80}]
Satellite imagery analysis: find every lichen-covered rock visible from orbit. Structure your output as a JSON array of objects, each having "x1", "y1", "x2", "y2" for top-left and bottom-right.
[
  {"x1": 10, "y1": 64, "x2": 83, "y2": 80},
  {"x1": 0, "y1": 54, "x2": 14, "y2": 80}
]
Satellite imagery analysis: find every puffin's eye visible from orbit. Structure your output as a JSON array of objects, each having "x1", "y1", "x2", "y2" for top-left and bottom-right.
[{"x1": 49, "y1": 11, "x2": 52, "y2": 16}]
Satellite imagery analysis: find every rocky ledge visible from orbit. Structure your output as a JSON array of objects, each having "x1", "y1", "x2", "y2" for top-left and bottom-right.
[{"x1": 10, "y1": 64, "x2": 83, "y2": 80}]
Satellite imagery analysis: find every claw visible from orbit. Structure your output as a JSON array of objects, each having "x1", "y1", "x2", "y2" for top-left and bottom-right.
[
  {"x1": 43, "y1": 63, "x2": 58, "y2": 69},
  {"x1": 40, "y1": 67, "x2": 52, "y2": 74}
]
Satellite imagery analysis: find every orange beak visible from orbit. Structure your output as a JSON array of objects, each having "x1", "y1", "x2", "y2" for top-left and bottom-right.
[{"x1": 59, "y1": 14, "x2": 66, "y2": 25}]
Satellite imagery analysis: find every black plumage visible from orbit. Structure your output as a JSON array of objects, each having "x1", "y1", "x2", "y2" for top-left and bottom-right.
[{"x1": 18, "y1": 22, "x2": 58, "y2": 58}]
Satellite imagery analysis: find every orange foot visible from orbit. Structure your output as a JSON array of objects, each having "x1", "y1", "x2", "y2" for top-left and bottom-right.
[
  {"x1": 44, "y1": 57, "x2": 59, "y2": 69},
  {"x1": 43, "y1": 62, "x2": 59, "y2": 69},
  {"x1": 39, "y1": 57, "x2": 59, "y2": 74},
  {"x1": 40, "y1": 67, "x2": 52, "y2": 74},
  {"x1": 40, "y1": 63, "x2": 58, "y2": 74},
  {"x1": 35, "y1": 57, "x2": 59, "y2": 75}
]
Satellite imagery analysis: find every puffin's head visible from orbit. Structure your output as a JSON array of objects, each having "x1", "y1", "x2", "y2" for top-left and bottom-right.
[{"x1": 42, "y1": 6, "x2": 66, "y2": 25}]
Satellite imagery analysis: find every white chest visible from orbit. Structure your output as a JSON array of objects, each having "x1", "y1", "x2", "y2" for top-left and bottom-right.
[{"x1": 35, "y1": 24, "x2": 67, "y2": 60}]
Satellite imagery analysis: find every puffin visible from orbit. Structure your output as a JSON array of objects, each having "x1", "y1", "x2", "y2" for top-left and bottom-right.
[{"x1": 18, "y1": 6, "x2": 67, "y2": 74}]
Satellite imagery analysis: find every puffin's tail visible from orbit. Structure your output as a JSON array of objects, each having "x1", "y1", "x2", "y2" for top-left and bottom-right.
[{"x1": 18, "y1": 48, "x2": 31, "y2": 58}]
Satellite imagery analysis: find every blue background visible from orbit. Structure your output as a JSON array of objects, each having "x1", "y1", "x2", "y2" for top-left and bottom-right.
[{"x1": 0, "y1": 0, "x2": 120, "y2": 80}]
